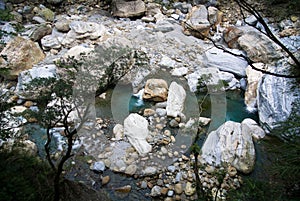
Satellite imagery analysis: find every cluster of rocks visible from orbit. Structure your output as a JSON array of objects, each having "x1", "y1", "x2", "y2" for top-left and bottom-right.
[
  {"x1": 86, "y1": 78, "x2": 199, "y2": 176},
  {"x1": 0, "y1": 0, "x2": 299, "y2": 200}
]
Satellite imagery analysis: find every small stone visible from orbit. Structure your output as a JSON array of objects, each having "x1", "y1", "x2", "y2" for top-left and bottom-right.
[
  {"x1": 125, "y1": 164, "x2": 137, "y2": 175},
  {"x1": 115, "y1": 185, "x2": 132, "y2": 193},
  {"x1": 161, "y1": 187, "x2": 169, "y2": 195},
  {"x1": 141, "y1": 180, "x2": 148, "y2": 189},
  {"x1": 174, "y1": 183, "x2": 183, "y2": 194},
  {"x1": 228, "y1": 166, "x2": 237, "y2": 177},
  {"x1": 113, "y1": 124, "x2": 124, "y2": 140},
  {"x1": 169, "y1": 119, "x2": 179, "y2": 128},
  {"x1": 170, "y1": 136, "x2": 176, "y2": 143},
  {"x1": 143, "y1": 166, "x2": 157, "y2": 175},
  {"x1": 91, "y1": 161, "x2": 105, "y2": 172},
  {"x1": 144, "y1": 108, "x2": 156, "y2": 116},
  {"x1": 167, "y1": 190, "x2": 174, "y2": 197},
  {"x1": 142, "y1": 16, "x2": 155, "y2": 22},
  {"x1": 181, "y1": 145, "x2": 187, "y2": 150},
  {"x1": 184, "y1": 182, "x2": 196, "y2": 196},
  {"x1": 161, "y1": 146, "x2": 168, "y2": 155},
  {"x1": 24, "y1": 101, "x2": 34, "y2": 108},
  {"x1": 291, "y1": 15, "x2": 298, "y2": 22},
  {"x1": 102, "y1": 175, "x2": 110, "y2": 185},
  {"x1": 174, "y1": 151, "x2": 179, "y2": 157},
  {"x1": 156, "y1": 108, "x2": 167, "y2": 116},
  {"x1": 199, "y1": 117, "x2": 211, "y2": 126},
  {"x1": 205, "y1": 165, "x2": 215, "y2": 174},
  {"x1": 167, "y1": 165, "x2": 176, "y2": 173},
  {"x1": 175, "y1": 172, "x2": 182, "y2": 182},
  {"x1": 151, "y1": 185, "x2": 162, "y2": 197},
  {"x1": 164, "y1": 130, "x2": 171, "y2": 136}
]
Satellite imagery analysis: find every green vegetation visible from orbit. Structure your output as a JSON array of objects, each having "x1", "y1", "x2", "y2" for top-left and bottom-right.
[
  {"x1": 0, "y1": 150, "x2": 54, "y2": 201},
  {"x1": 0, "y1": 9, "x2": 14, "y2": 21}
]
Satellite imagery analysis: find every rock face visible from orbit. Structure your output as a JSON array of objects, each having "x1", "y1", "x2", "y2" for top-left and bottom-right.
[
  {"x1": 184, "y1": 5, "x2": 211, "y2": 39},
  {"x1": 257, "y1": 74, "x2": 298, "y2": 132},
  {"x1": 112, "y1": 0, "x2": 146, "y2": 18},
  {"x1": 201, "y1": 120, "x2": 256, "y2": 174},
  {"x1": 0, "y1": 37, "x2": 45, "y2": 80},
  {"x1": 166, "y1": 82, "x2": 186, "y2": 118},
  {"x1": 143, "y1": 79, "x2": 168, "y2": 102},
  {"x1": 16, "y1": 65, "x2": 56, "y2": 97},
  {"x1": 237, "y1": 31, "x2": 282, "y2": 63},
  {"x1": 244, "y1": 64, "x2": 263, "y2": 111},
  {"x1": 124, "y1": 113, "x2": 152, "y2": 155},
  {"x1": 203, "y1": 47, "x2": 248, "y2": 77}
]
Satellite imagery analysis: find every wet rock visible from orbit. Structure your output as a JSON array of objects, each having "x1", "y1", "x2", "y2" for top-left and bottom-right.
[
  {"x1": 124, "y1": 113, "x2": 152, "y2": 155},
  {"x1": 32, "y1": 16, "x2": 47, "y2": 24},
  {"x1": 203, "y1": 47, "x2": 248, "y2": 77},
  {"x1": 112, "y1": 0, "x2": 146, "y2": 18},
  {"x1": 0, "y1": 37, "x2": 45, "y2": 80},
  {"x1": 166, "y1": 82, "x2": 186, "y2": 118},
  {"x1": 201, "y1": 121, "x2": 255, "y2": 174},
  {"x1": 143, "y1": 79, "x2": 168, "y2": 102},
  {"x1": 244, "y1": 64, "x2": 264, "y2": 111},
  {"x1": 151, "y1": 185, "x2": 162, "y2": 197},
  {"x1": 91, "y1": 161, "x2": 105, "y2": 172},
  {"x1": 169, "y1": 119, "x2": 179, "y2": 128}
]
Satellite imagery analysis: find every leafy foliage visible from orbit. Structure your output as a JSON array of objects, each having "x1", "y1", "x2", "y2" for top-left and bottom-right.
[{"x1": 0, "y1": 150, "x2": 53, "y2": 201}]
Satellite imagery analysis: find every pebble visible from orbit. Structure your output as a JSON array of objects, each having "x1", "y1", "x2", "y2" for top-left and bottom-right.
[
  {"x1": 125, "y1": 164, "x2": 137, "y2": 175},
  {"x1": 151, "y1": 185, "x2": 162, "y2": 197},
  {"x1": 174, "y1": 183, "x2": 183, "y2": 194},
  {"x1": 167, "y1": 190, "x2": 174, "y2": 197},
  {"x1": 141, "y1": 180, "x2": 148, "y2": 189},
  {"x1": 167, "y1": 165, "x2": 176, "y2": 173},
  {"x1": 91, "y1": 161, "x2": 105, "y2": 172},
  {"x1": 115, "y1": 185, "x2": 132, "y2": 193},
  {"x1": 102, "y1": 175, "x2": 110, "y2": 185}
]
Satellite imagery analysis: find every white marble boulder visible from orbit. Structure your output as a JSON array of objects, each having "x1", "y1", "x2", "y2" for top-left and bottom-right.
[
  {"x1": 166, "y1": 82, "x2": 186, "y2": 118},
  {"x1": 124, "y1": 113, "x2": 152, "y2": 155}
]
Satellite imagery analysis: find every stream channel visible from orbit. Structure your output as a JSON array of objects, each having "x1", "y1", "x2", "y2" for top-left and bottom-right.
[{"x1": 26, "y1": 87, "x2": 271, "y2": 201}]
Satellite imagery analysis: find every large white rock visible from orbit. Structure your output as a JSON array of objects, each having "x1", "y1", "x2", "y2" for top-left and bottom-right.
[
  {"x1": 201, "y1": 121, "x2": 256, "y2": 174},
  {"x1": 257, "y1": 74, "x2": 298, "y2": 132},
  {"x1": 203, "y1": 47, "x2": 248, "y2": 77},
  {"x1": 166, "y1": 82, "x2": 186, "y2": 118},
  {"x1": 124, "y1": 113, "x2": 152, "y2": 155},
  {"x1": 244, "y1": 64, "x2": 263, "y2": 112},
  {"x1": 241, "y1": 118, "x2": 265, "y2": 140}
]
